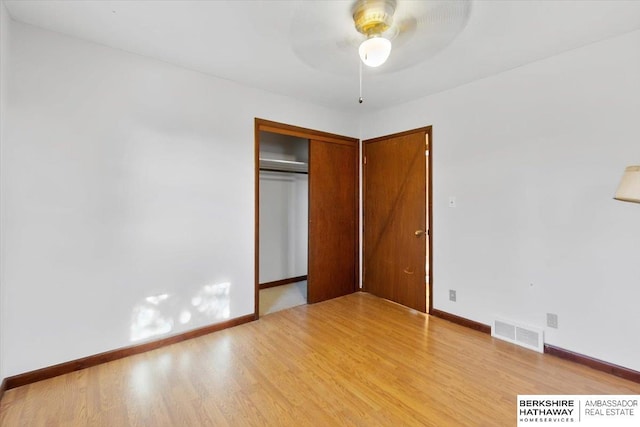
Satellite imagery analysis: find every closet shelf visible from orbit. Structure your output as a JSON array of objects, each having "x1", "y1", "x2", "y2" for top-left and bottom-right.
[{"x1": 259, "y1": 158, "x2": 308, "y2": 173}]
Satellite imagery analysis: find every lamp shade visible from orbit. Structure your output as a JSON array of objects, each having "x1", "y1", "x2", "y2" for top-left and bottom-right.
[
  {"x1": 359, "y1": 37, "x2": 392, "y2": 67},
  {"x1": 614, "y1": 165, "x2": 640, "y2": 203}
]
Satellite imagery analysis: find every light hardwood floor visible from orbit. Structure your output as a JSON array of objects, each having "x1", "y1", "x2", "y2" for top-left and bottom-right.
[{"x1": 1, "y1": 292, "x2": 638, "y2": 426}]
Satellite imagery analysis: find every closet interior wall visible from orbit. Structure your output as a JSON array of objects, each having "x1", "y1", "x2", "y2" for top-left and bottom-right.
[{"x1": 258, "y1": 132, "x2": 309, "y2": 287}]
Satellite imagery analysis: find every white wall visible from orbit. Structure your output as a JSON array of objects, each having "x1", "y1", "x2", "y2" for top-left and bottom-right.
[
  {"x1": 363, "y1": 30, "x2": 640, "y2": 371},
  {"x1": 1, "y1": 20, "x2": 358, "y2": 376},
  {"x1": 0, "y1": 0, "x2": 11, "y2": 380}
]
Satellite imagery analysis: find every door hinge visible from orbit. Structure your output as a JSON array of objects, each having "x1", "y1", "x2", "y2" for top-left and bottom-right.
[{"x1": 363, "y1": 156, "x2": 367, "y2": 165}]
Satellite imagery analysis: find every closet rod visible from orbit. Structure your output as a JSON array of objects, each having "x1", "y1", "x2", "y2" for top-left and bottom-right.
[{"x1": 259, "y1": 168, "x2": 308, "y2": 175}]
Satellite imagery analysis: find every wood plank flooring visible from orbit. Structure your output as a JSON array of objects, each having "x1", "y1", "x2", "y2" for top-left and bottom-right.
[{"x1": 1, "y1": 292, "x2": 638, "y2": 426}]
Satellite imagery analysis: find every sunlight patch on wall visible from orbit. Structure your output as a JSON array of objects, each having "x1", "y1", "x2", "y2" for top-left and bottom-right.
[
  {"x1": 145, "y1": 293, "x2": 169, "y2": 305},
  {"x1": 179, "y1": 310, "x2": 192, "y2": 324},
  {"x1": 191, "y1": 282, "x2": 230, "y2": 319},
  {"x1": 130, "y1": 294, "x2": 174, "y2": 342},
  {"x1": 130, "y1": 282, "x2": 231, "y2": 342}
]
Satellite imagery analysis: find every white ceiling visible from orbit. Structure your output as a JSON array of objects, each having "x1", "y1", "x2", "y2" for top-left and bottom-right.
[{"x1": 5, "y1": 0, "x2": 640, "y2": 112}]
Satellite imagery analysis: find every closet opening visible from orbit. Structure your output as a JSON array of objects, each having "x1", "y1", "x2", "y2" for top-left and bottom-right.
[
  {"x1": 258, "y1": 131, "x2": 309, "y2": 316},
  {"x1": 255, "y1": 118, "x2": 359, "y2": 319}
]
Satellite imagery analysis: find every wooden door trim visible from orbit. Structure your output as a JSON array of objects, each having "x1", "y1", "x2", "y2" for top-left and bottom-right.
[
  {"x1": 427, "y1": 129, "x2": 433, "y2": 313},
  {"x1": 257, "y1": 118, "x2": 359, "y2": 146},
  {"x1": 363, "y1": 126, "x2": 431, "y2": 145},
  {"x1": 363, "y1": 126, "x2": 433, "y2": 313},
  {"x1": 254, "y1": 118, "x2": 359, "y2": 318}
]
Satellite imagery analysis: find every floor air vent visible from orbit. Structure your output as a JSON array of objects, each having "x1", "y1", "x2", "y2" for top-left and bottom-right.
[{"x1": 492, "y1": 318, "x2": 544, "y2": 353}]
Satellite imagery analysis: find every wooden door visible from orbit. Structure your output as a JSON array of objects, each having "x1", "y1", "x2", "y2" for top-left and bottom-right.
[
  {"x1": 363, "y1": 129, "x2": 429, "y2": 312},
  {"x1": 308, "y1": 139, "x2": 359, "y2": 303}
]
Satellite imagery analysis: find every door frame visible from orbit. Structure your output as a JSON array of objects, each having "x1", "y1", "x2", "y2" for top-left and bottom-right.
[
  {"x1": 362, "y1": 126, "x2": 433, "y2": 313},
  {"x1": 254, "y1": 118, "x2": 360, "y2": 319}
]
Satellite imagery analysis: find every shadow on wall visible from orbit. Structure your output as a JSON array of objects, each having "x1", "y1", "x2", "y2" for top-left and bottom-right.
[{"x1": 130, "y1": 282, "x2": 231, "y2": 342}]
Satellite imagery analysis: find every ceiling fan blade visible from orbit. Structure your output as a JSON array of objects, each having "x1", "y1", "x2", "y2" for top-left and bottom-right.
[
  {"x1": 290, "y1": 1, "x2": 363, "y2": 73},
  {"x1": 292, "y1": 37, "x2": 360, "y2": 74},
  {"x1": 383, "y1": 0, "x2": 472, "y2": 71}
]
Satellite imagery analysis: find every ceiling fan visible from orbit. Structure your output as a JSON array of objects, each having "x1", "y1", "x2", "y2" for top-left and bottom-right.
[
  {"x1": 291, "y1": 0, "x2": 472, "y2": 74},
  {"x1": 352, "y1": 0, "x2": 398, "y2": 67}
]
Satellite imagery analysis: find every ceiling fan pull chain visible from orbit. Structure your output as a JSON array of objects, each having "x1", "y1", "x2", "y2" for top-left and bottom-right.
[{"x1": 359, "y1": 60, "x2": 364, "y2": 104}]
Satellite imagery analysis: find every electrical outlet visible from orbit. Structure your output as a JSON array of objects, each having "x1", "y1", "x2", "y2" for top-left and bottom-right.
[
  {"x1": 547, "y1": 313, "x2": 558, "y2": 329},
  {"x1": 449, "y1": 290, "x2": 457, "y2": 302}
]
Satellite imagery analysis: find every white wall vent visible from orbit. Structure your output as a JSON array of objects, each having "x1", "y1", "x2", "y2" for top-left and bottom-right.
[{"x1": 492, "y1": 318, "x2": 544, "y2": 353}]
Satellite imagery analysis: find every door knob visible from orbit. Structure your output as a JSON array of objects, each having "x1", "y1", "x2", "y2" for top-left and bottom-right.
[{"x1": 414, "y1": 229, "x2": 425, "y2": 237}]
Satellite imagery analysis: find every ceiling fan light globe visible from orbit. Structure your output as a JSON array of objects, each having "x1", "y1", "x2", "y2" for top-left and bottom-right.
[{"x1": 359, "y1": 37, "x2": 392, "y2": 67}]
